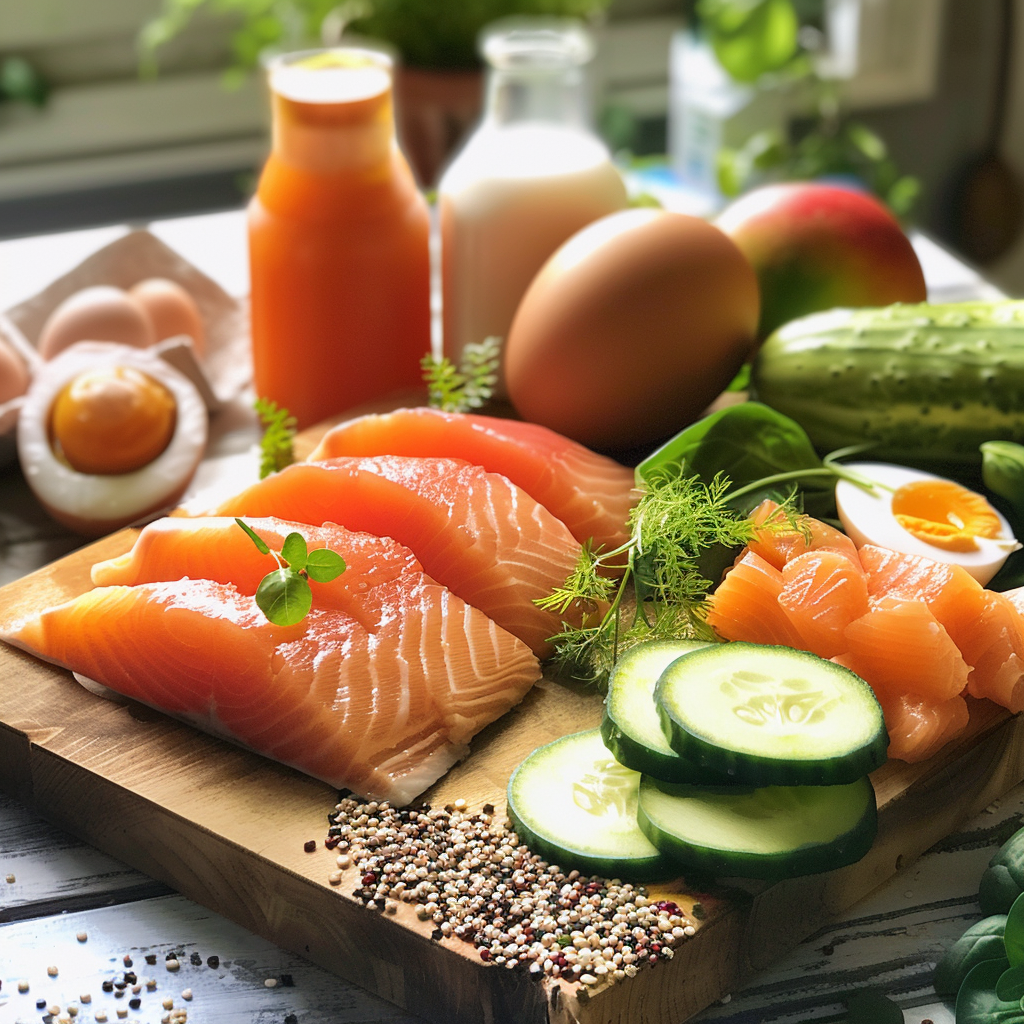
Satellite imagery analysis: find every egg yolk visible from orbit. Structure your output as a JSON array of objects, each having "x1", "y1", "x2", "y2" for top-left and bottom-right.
[
  {"x1": 49, "y1": 366, "x2": 178, "y2": 475},
  {"x1": 891, "y1": 480, "x2": 1004, "y2": 552}
]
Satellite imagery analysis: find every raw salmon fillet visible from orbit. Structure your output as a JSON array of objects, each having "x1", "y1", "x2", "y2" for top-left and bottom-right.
[
  {"x1": 704, "y1": 549, "x2": 805, "y2": 648},
  {"x1": 306, "y1": 408, "x2": 637, "y2": 555},
  {"x1": 747, "y1": 499, "x2": 862, "y2": 571},
  {"x1": 208, "y1": 455, "x2": 585, "y2": 658},
  {"x1": 840, "y1": 596, "x2": 969, "y2": 703},
  {"x1": 93, "y1": 516, "x2": 419, "y2": 628},
  {"x1": 872, "y1": 689, "x2": 970, "y2": 763},
  {"x1": 4, "y1": 519, "x2": 540, "y2": 804},
  {"x1": 778, "y1": 549, "x2": 869, "y2": 659}
]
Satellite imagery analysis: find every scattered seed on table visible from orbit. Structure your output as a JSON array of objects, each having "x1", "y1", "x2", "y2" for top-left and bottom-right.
[
  {"x1": 128, "y1": 998, "x2": 141, "y2": 1010},
  {"x1": 189, "y1": 953, "x2": 202, "y2": 967},
  {"x1": 48, "y1": 1004, "x2": 61, "y2": 1015},
  {"x1": 162, "y1": 998, "x2": 174, "y2": 1010},
  {"x1": 284, "y1": 1016, "x2": 298, "y2": 1024},
  {"x1": 280, "y1": 974, "x2": 294, "y2": 987},
  {"x1": 5, "y1": 872, "x2": 14, "y2": 883},
  {"x1": 75, "y1": 931, "x2": 88, "y2": 942},
  {"x1": 264, "y1": 977, "x2": 278, "y2": 988},
  {"x1": 94, "y1": 1013, "x2": 108, "y2": 1023},
  {"x1": 181, "y1": 989, "x2": 192, "y2": 1001},
  {"x1": 166, "y1": 959, "x2": 180, "y2": 972},
  {"x1": 147, "y1": 979, "x2": 158, "y2": 991},
  {"x1": 328, "y1": 870, "x2": 342, "y2": 885},
  {"x1": 303, "y1": 840, "x2": 317, "y2": 852},
  {"x1": 116, "y1": 1009, "x2": 128, "y2": 1020},
  {"x1": 206, "y1": 956, "x2": 219, "y2": 969},
  {"x1": 145, "y1": 954, "x2": 158, "y2": 965}
]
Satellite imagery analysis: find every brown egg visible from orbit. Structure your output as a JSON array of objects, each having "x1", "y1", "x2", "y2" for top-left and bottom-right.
[
  {"x1": 38, "y1": 286, "x2": 156, "y2": 360},
  {"x1": 129, "y1": 277, "x2": 206, "y2": 356},
  {"x1": 504, "y1": 209, "x2": 760, "y2": 453},
  {"x1": 0, "y1": 336, "x2": 30, "y2": 404}
]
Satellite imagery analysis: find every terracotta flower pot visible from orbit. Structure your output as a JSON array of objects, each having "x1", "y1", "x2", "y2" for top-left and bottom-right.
[{"x1": 393, "y1": 66, "x2": 484, "y2": 188}]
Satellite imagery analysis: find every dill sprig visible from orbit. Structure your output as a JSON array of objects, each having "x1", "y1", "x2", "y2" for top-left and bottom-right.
[
  {"x1": 537, "y1": 468, "x2": 798, "y2": 685},
  {"x1": 421, "y1": 336, "x2": 501, "y2": 413},
  {"x1": 254, "y1": 397, "x2": 296, "y2": 479}
]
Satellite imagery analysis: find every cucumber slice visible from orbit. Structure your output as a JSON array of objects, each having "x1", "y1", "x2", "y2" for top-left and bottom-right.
[
  {"x1": 655, "y1": 642, "x2": 888, "y2": 786},
  {"x1": 637, "y1": 774, "x2": 877, "y2": 879},
  {"x1": 507, "y1": 729, "x2": 668, "y2": 880},
  {"x1": 602, "y1": 640, "x2": 731, "y2": 784}
]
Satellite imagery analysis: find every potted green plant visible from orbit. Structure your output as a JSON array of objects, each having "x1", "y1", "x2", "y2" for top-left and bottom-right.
[
  {"x1": 685, "y1": 0, "x2": 919, "y2": 216},
  {"x1": 140, "y1": 0, "x2": 612, "y2": 186}
]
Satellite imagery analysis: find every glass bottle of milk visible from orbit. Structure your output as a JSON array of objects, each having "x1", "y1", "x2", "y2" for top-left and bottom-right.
[{"x1": 439, "y1": 19, "x2": 628, "y2": 387}]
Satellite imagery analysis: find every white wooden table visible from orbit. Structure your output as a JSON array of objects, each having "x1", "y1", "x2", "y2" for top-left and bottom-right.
[{"x1": 0, "y1": 208, "x2": 1015, "y2": 1024}]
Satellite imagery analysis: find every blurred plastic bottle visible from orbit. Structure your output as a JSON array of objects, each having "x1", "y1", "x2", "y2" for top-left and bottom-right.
[
  {"x1": 249, "y1": 49, "x2": 431, "y2": 429},
  {"x1": 439, "y1": 19, "x2": 627, "y2": 385}
]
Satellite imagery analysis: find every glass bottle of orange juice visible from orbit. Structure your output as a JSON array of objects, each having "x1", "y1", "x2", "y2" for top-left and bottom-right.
[{"x1": 249, "y1": 49, "x2": 431, "y2": 430}]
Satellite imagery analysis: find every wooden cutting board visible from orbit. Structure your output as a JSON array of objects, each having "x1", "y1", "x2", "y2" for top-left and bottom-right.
[{"x1": 2, "y1": 420, "x2": 1024, "y2": 1024}]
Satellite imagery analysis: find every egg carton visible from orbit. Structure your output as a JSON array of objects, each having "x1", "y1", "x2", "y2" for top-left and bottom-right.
[{"x1": 0, "y1": 228, "x2": 251, "y2": 466}]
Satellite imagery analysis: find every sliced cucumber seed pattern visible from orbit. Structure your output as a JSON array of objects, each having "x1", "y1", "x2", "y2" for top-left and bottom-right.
[{"x1": 655, "y1": 643, "x2": 888, "y2": 786}]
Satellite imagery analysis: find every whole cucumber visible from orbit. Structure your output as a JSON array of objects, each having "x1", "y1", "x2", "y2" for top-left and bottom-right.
[{"x1": 749, "y1": 301, "x2": 1024, "y2": 472}]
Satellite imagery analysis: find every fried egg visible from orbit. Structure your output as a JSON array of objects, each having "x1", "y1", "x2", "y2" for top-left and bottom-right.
[
  {"x1": 835, "y1": 461, "x2": 1019, "y2": 585},
  {"x1": 17, "y1": 342, "x2": 208, "y2": 536}
]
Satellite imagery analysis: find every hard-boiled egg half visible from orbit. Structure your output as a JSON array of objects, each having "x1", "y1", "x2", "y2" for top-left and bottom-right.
[
  {"x1": 835, "y1": 462, "x2": 1020, "y2": 585},
  {"x1": 18, "y1": 341, "x2": 208, "y2": 536}
]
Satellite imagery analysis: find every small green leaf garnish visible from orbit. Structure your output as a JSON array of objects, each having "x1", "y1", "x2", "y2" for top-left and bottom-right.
[
  {"x1": 256, "y1": 568, "x2": 312, "y2": 627},
  {"x1": 235, "y1": 519, "x2": 346, "y2": 625},
  {"x1": 306, "y1": 548, "x2": 347, "y2": 583},
  {"x1": 281, "y1": 531, "x2": 308, "y2": 571},
  {"x1": 421, "y1": 336, "x2": 500, "y2": 413},
  {"x1": 255, "y1": 396, "x2": 296, "y2": 479},
  {"x1": 235, "y1": 517, "x2": 270, "y2": 555}
]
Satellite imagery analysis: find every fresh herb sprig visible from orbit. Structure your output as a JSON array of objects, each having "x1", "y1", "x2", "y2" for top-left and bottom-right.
[
  {"x1": 255, "y1": 397, "x2": 297, "y2": 479},
  {"x1": 537, "y1": 468, "x2": 787, "y2": 683},
  {"x1": 421, "y1": 336, "x2": 501, "y2": 413},
  {"x1": 235, "y1": 519, "x2": 346, "y2": 626}
]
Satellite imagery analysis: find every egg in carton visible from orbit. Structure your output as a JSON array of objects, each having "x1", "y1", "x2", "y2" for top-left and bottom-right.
[{"x1": 0, "y1": 230, "x2": 252, "y2": 533}]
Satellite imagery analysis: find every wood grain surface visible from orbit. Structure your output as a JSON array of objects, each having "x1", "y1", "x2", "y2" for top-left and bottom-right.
[{"x1": 2, "y1": 415, "x2": 1024, "y2": 1024}]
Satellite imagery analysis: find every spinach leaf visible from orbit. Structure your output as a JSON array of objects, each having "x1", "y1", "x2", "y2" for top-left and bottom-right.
[
  {"x1": 983, "y1": 441, "x2": 1024, "y2": 513},
  {"x1": 933, "y1": 914, "x2": 1007, "y2": 996},
  {"x1": 981, "y1": 829, "x2": 1024, "y2": 916},
  {"x1": 636, "y1": 402, "x2": 834, "y2": 516},
  {"x1": 1005, "y1": 892, "x2": 1024, "y2": 967},
  {"x1": 955, "y1": 959, "x2": 1021, "y2": 1024}
]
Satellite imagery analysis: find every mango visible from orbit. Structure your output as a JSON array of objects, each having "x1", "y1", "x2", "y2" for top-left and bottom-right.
[{"x1": 716, "y1": 182, "x2": 927, "y2": 342}]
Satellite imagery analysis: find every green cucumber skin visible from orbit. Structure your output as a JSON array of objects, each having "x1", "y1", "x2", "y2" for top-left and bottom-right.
[
  {"x1": 507, "y1": 802, "x2": 669, "y2": 883},
  {"x1": 636, "y1": 776, "x2": 878, "y2": 880},
  {"x1": 601, "y1": 639, "x2": 730, "y2": 785},
  {"x1": 506, "y1": 730, "x2": 670, "y2": 882},
  {"x1": 599, "y1": 713, "x2": 731, "y2": 786},
  {"x1": 750, "y1": 301, "x2": 1024, "y2": 471},
  {"x1": 654, "y1": 642, "x2": 888, "y2": 787}
]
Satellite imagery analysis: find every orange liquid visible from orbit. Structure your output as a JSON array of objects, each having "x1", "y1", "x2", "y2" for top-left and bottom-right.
[{"x1": 249, "y1": 54, "x2": 431, "y2": 430}]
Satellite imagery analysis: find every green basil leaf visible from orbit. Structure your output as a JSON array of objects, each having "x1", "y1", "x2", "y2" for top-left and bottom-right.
[
  {"x1": 983, "y1": 441, "x2": 1024, "y2": 512},
  {"x1": 281, "y1": 532, "x2": 308, "y2": 571},
  {"x1": 255, "y1": 569, "x2": 312, "y2": 626},
  {"x1": 982, "y1": 831, "x2": 1024, "y2": 916},
  {"x1": 306, "y1": 549, "x2": 347, "y2": 583},
  {"x1": 956, "y1": 958, "x2": 1021, "y2": 1023},
  {"x1": 933, "y1": 914, "x2": 1007, "y2": 996},
  {"x1": 235, "y1": 517, "x2": 270, "y2": 555}
]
